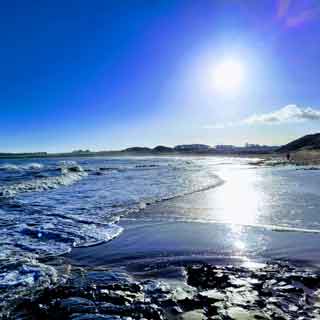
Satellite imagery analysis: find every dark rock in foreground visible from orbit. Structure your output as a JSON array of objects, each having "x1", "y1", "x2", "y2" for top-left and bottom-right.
[{"x1": 6, "y1": 263, "x2": 320, "y2": 319}]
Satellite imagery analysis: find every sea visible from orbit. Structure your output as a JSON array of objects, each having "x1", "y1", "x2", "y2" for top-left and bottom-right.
[{"x1": 1, "y1": 156, "x2": 320, "y2": 313}]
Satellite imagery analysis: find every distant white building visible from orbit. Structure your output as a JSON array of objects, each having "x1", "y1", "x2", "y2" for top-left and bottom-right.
[
  {"x1": 174, "y1": 144, "x2": 211, "y2": 151},
  {"x1": 245, "y1": 143, "x2": 260, "y2": 148},
  {"x1": 215, "y1": 145, "x2": 236, "y2": 151}
]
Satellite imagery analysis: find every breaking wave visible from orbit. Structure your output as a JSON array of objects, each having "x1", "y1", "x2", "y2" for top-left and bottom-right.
[
  {"x1": 0, "y1": 162, "x2": 44, "y2": 171},
  {"x1": 0, "y1": 168, "x2": 87, "y2": 198},
  {"x1": 0, "y1": 157, "x2": 224, "y2": 314}
]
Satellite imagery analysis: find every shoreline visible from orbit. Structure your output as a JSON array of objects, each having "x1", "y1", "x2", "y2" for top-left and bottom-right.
[
  {"x1": 68, "y1": 212, "x2": 320, "y2": 271},
  {"x1": 67, "y1": 162, "x2": 320, "y2": 269},
  {"x1": 1, "y1": 151, "x2": 320, "y2": 167},
  {"x1": 3, "y1": 156, "x2": 320, "y2": 319}
]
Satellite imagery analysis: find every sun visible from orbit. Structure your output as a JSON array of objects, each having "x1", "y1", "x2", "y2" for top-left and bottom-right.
[{"x1": 212, "y1": 59, "x2": 245, "y2": 93}]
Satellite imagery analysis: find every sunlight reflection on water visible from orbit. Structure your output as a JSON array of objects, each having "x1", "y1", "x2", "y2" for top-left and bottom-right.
[
  {"x1": 212, "y1": 168, "x2": 264, "y2": 226},
  {"x1": 209, "y1": 168, "x2": 267, "y2": 258}
]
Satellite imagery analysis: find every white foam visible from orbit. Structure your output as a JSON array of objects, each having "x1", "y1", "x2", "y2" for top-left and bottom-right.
[
  {"x1": 0, "y1": 162, "x2": 44, "y2": 171},
  {"x1": 0, "y1": 164, "x2": 20, "y2": 171},
  {"x1": 73, "y1": 223, "x2": 123, "y2": 247},
  {"x1": 58, "y1": 160, "x2": 78, "y2": 167},
  {"x1": 23, "y1": 163, "x2": 44, "y2": 170},
  {"x1": 0, "y1": 170, "x2": 87, "y2": 198}
]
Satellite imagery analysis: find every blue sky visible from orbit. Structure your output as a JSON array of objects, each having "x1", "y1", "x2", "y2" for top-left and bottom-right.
[{"x1": 1, "y1": 0, "x2": 320, "y2": 152}]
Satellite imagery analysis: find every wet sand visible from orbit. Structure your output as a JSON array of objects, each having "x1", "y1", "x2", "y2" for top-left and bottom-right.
[{"x1": 69, "y1": 193, "x2": 320, "y2": 270}]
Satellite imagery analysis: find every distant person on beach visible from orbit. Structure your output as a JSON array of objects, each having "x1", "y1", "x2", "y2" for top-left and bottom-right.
[{"x1": 286, "y1": 153, "x2": 291, "y2": 161}]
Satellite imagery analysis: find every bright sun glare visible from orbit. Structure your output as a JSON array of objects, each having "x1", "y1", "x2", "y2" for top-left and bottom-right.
[{"x1": 212, "y1": 59, "x2": 245, "y2": 93}]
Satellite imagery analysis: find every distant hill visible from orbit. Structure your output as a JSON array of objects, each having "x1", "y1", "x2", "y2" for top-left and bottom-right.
[
  {"x1": 277, "y1": 133, "x2": 320, "y2": 153},
  {"x1": 0, "y1": 143, "x2": 278, "y2": 159},
  {"x1": 174, "y1": 144, "x2": 211, "y2": 152},
  {"x1": 153, "y1": 145, "x2": 174, "y2": 153},
  {"x1": 122, "y1": 147, "x2": 152, "y2": 153}
]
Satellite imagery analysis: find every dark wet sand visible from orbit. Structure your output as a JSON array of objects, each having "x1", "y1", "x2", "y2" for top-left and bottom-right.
[
  {"x1": 69, "y1": 219, "x2": 320, "y2": 269},
  {"x1": 69, "y1": 185, "x2": 320, "y2": 271}
]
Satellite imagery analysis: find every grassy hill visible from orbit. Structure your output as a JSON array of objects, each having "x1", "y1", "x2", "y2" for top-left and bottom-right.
[{"x1": 277, "y1": 133, "x2": 320, "y2": 153}]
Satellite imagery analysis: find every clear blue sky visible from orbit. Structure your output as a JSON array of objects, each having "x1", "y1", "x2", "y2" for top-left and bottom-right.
[{"x1": 2, "y1": 0, "x2": 320, "y2": 152}]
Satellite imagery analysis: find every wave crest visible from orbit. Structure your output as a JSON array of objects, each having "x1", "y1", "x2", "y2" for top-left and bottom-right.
[
  {"x1": 0, "y1": 163, "x2": 44, "y2": 172},
  {"x1": 0, "y1": 168, "x2": 87, "y2": 198}
]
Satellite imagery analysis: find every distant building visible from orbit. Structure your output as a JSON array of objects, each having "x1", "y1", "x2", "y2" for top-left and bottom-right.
[
  {"x1": 174, "y1": 144, "x2": 211, "y2": 151},
  {"x1": 245, "y1": 143, "x2": 260, "y2": 148},
  {"x1": 213, "y1": 144, "x2": 278, "y2": 154},
  {"x1": 243, "y1": 143, "x2": 278, "y2": 152},
  {"x1": 215, "y1": 145, "x2": 237, "y2": 151}
]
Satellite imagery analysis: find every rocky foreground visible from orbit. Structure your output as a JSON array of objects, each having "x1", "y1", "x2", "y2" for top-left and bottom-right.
[{"x1": 7, "y1": 262, "x2": 320, "y2": 320}]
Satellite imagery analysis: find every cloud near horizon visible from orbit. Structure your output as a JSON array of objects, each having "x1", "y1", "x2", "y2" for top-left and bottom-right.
[{"x1": 207, "y1": 105, "x2": 320, "y2": 128}]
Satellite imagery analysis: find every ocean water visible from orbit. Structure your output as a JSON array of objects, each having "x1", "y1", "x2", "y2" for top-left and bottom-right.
[
  {"x1": 1, "y1": 156, "x2": 320, "y2": 313},
  {"x1": 0, "y1": 156, "x2": 223, "y2": 311}
]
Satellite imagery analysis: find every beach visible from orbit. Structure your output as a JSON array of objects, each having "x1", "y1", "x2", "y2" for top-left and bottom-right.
[
  {"x1": 3, "y1": 0, "x2": 320, "y2": 317},
  {"x1": 2, "y1": 156, "x2": 320, "y2": 319},
  {"x1": 70, "y1": 178, "x2": 320, "y2": 269}
]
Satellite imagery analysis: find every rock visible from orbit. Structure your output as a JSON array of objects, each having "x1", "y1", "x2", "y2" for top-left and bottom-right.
[
  {"x1": 226, "y1": 306, "x2": 268, "y2": 319},
  {"x1": 198, "y1": 289, "x2": 225, "y2": 302},
  {"x1": 97, "y1": 302, "x2": 163, "y2": 320},
  {"x1": 70, "y1": 314, "x2": 126, "y2": 320},
  {"x1": 274, "y1": 284, "x2": 303, "y2": 294},
  {"x1": 131, "y1": 303, "x2": 163, "y2": 320},
  {"x1": 85, "y1": 271, "x2": 141, "y2": 293},
  {"x1": 142, "y1": 280, "x2": 170, "y2": 294},
  {"x1": 97, "y1": 290, "x2": 134, "y2": 305},
  {"x1": 186, "y1": 265, "x2": 230, "y2": 289},
  {"x1": 8, "y1": 262, "x2": 320, "y2": 320},
  {"x1": 59, "y1": 297, "x2": 97, "y2": 314},
  {"x1": 171, "y1": 286, "x2": 196, "y2": 301},
  {"x1": 179, "y1": 309, "x2": 206, "y2": 320},
  {"x1": 97, "y1": 303, "x2": 130, "y2": 316},
  {"x1": 171, "y1": 306, "x2": 183, "y2": 314}
]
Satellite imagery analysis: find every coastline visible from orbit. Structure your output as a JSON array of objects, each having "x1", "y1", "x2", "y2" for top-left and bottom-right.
[
  {"x1": 68, "y1": 183, "x2": 320, "y2": 269},
  {"x1": 1, "y1": 149, "x2": 320, "y2": 168},
  {"x1": 4, "y1": 155, "x2": 320, "y2": 319}
]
